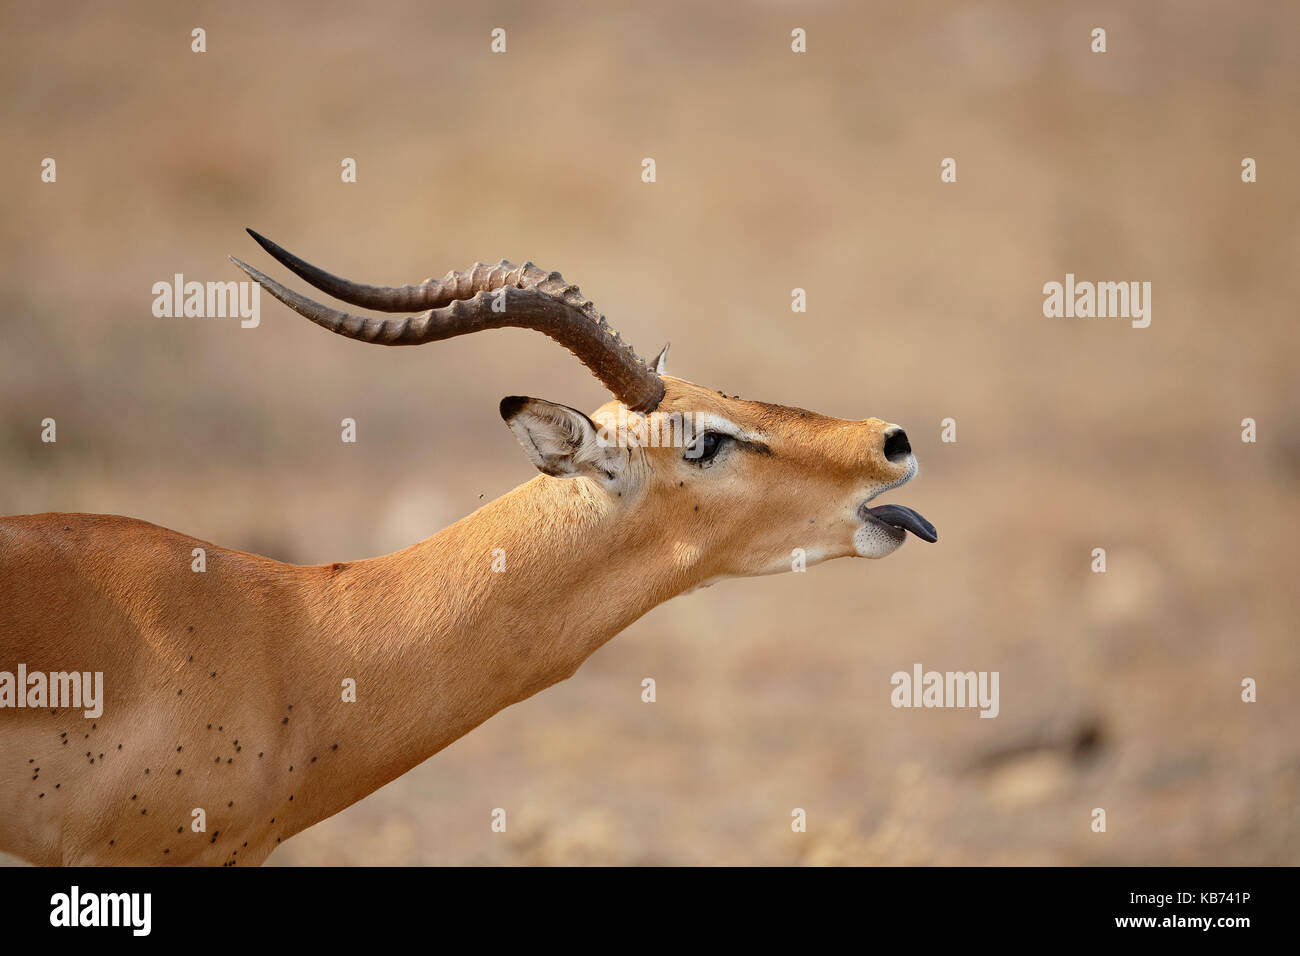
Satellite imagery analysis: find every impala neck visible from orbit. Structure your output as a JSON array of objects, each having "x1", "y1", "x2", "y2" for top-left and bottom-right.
[{"x1": 286, "y1": 475, "x2": 698, "y2": 824}]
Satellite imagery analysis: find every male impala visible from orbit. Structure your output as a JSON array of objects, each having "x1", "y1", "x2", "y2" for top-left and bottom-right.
[{"x1": 0, "y1": 231, "x2": 936, "y2": 866}]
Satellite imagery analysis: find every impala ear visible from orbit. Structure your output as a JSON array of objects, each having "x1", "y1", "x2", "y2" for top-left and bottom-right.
[{"x1": 500, "y1": 396, "x2": 624, "y2": 482}]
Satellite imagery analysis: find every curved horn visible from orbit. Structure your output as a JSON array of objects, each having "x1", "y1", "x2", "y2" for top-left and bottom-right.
[
  {"x1": 247, "y1": 229, "x2": 471, "y2": 312},
  {"x1": 232, "y1": 232, "x2": 665, "y2": 412}
]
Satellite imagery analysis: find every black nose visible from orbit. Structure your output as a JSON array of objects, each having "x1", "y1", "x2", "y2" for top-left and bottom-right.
[{"x1": 883, "y1": 428, "x2": 911, "y2": 463}]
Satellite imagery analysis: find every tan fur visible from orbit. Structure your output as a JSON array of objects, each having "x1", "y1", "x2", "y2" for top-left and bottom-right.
[{"x1": 0, "y1": 377, "x2": 917, "y2": 865}]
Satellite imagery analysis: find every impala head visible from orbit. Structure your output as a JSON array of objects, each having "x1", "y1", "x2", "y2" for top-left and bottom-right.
[{"x1": 232, "y1": 231, "x2": 936, "y2": 580}]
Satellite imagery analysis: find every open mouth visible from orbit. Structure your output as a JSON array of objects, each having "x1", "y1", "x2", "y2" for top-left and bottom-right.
[{"x1": 859, "y1": 502, "x2": 938, "y2": 543}]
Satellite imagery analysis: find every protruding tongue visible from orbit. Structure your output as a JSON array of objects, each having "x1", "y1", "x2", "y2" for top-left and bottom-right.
[{"x1": 866, "y1": 504, "x2": 938, "y2": 542}]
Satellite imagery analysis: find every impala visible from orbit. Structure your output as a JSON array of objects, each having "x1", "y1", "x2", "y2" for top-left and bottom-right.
[{"x1": 0, "y1": 231, "x2": 936, "y2": 866}]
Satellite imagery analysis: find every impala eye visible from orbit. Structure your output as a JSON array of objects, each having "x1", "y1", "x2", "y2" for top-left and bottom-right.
[{"x1": 685, "y1": 431, "x2": 731, "y2": 464}]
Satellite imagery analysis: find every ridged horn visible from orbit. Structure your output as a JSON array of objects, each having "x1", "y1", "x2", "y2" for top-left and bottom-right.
[{"x1": 232, "y1": 231, "x2": 665, "y2": 412}]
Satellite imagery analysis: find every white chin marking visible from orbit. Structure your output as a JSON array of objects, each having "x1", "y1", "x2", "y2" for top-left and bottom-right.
[{"x1": 854, "y1": 520, "x2": 906, "y2": 558}]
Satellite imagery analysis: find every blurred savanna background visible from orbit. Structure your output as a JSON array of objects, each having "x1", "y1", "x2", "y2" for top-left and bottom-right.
[{"x1": 1, "y1": 0, "x2": 1297, "y2": 864}]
